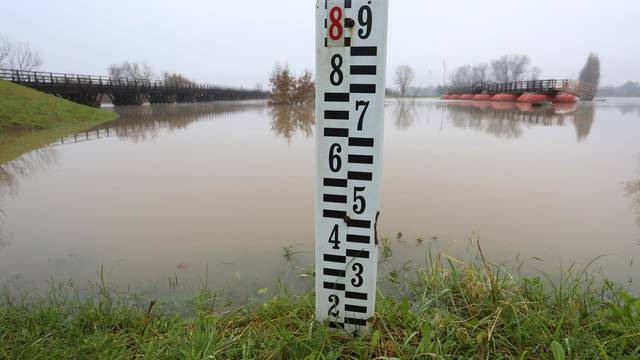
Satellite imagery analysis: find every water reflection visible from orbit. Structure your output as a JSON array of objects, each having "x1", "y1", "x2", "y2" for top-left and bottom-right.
[
  {"x1": 0, "y1": 148, "x2": 59, "y2": 250},
  {"x1": 53, "y1": 101, "x2": 267, "y2": 146},
  {"x1": 0, "y1": 147, "x2": 58, "y2": 199},
  {"x1": 268, "y1": 104, "x2": 314, "y2": 142},
  {"x1": 1, "y1": 98, "x2": 640, "y2": 294},
  {"x1": 627, "y1": 158, "x2": 640, "y2": 226},
  {"x1": 426, "y1": 101, "x2": 596, "y2": 142},
  {"x1": 393, "y1": 100, "x2": 418, "y2": 130},
  {"x1": 50, "y1": 101, "x2": 315, "y2": 148},
  {"x1": 603, "y1": 100, "x2": 640, "y2": 119},
  {"x1": 573, "y1": 104, "x2": 595, "y2": 142}
]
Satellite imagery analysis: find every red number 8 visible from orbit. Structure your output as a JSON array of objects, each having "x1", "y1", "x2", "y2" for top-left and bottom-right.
[{"x1": 328, "y1": 7, "x2": 343, "y2": 41}]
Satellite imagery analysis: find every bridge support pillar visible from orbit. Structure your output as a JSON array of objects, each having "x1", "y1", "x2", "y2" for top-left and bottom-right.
[{"x1": 109, "y1": 93, "x2": 145, "y2": 106}]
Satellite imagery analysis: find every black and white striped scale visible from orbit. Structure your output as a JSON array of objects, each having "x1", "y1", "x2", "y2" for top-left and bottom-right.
[{"x1": 315, "y1": 0, "x2": 389, "y2": 334}]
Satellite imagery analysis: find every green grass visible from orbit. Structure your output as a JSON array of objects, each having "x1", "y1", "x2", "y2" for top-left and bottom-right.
[
  {"x1": 0, "y1": 79, "x2": 118, "y2": 164},
  {"x1": 0, "y1": 79, "x2": 117, "y2": 133},
  {"x1": 1, "y1": 253, "x2": 639, "y2": 359}
]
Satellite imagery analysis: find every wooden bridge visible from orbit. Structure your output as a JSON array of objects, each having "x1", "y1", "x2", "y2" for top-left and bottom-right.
[
  {"x1": 447, "y1": 79, "x2": 598, "y2": 100},
  {"x1": 0, "y1": 68, "x2": 268, "y2": 107}
]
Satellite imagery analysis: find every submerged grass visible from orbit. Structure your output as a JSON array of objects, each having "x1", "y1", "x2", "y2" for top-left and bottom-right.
[{"x1": 1, "y1": 252, "x2": 639, "y2": 359}]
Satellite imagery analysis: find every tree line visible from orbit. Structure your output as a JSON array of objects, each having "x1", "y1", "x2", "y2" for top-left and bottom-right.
[
  {"x1": 393, "y1": 53, "x2": 602, "y2": 98},
  {"x1": 448, "y1": 54, "x2": 542, "y2": 88},
  {"x1": 598, "y1": 82, "x2": 640, "y2": 97},
  {"x1": 107, "y1": 61, "x2": 195, "y2": 87}
]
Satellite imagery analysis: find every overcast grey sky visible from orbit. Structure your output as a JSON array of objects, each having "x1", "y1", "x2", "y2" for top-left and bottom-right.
[{"x1": 2, "y1": 0, "x2": 638, "y2": 87}]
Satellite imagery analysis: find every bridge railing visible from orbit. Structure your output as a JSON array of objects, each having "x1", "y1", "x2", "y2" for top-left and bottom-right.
[
  {"x1": 448, "y1": 79, "x2": 571, "y2": 95},
  {"x1": 0, "y1": 68, "x2": 263, "y2": 94}
]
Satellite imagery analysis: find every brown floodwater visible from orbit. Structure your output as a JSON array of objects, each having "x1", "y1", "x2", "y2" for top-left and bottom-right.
[{"x1": 1, "y1": 99, "x2": 639, "y2": 300}]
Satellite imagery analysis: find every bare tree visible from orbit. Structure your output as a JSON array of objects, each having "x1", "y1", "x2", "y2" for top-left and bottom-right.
[
  {"x1": 449, "y1": 65, "x2": 472, "y2": 87},
  {"x1": 471, "y1": 63, "x2": 489, "y2": 84},
  {"x1": 108, "y1": 61, "x2": 154, "y2": 80},
  {"x1": 491, "y1": 54, "x2": 534, "y2": 82},
  {"x1": 162, "y1": 71, "x2": 193, "y2": 87},
  {"x1": 9, "y1": 42, "x2": 43, "y2": 71},
  {"x1": 528, "y1": 66, "x2": 542, "y2": 80},
  {"x1": 490, "y1": 56, "x2": 511, "y2": 83},
  {"x1": 509, "y1": 54, "x2": 531, "y2": 82},
  {"x1": 579, "y1": 53, "x2": 601, "y2": 87},
  {"x1": 395, "y1": 65, "x2": 415, "y2": 97},
  {"x1": 0, "y1": 35, "x2": 11, "y2": 68}
]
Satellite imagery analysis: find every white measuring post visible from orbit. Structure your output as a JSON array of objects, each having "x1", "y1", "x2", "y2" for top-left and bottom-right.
[{"x1": 315, "y1": 0, "x2": 389, "y2": 334}]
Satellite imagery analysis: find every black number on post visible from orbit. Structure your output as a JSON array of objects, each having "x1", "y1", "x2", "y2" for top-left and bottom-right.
[
  {"x1": 329, "y1": 143, "x2": 342, "y2": 172},
  {"x1": 328, "y1": 294, "x2": 340, "y2": 317},
  {"x1": 358, "y1": 6, "x2": 372, "y2": 39},
  {"x1": 330, "y1": 54, "x2": 344, "y2": 86},
  {"x1": 328, "y1": 224, "x2": 340, "y2": 249},
  {"x1": 352, "y1": 263, "x2": 364, "y2": 287},
  {"x1": 353, "y1": 187, "x2": 366, "y2": 214},
  {"x1": 355, "y1": 101, "x2": 370, "y2": 131}
]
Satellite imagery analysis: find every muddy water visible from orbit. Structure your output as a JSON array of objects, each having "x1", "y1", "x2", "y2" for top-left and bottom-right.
[{"x1": 1, "y1": 99, "x2": 639, "y2": 300}]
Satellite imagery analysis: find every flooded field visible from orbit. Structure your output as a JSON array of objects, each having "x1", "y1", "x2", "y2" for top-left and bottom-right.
[{"x1": 1, "y1": 99, "x2": 639, "y2": 300}]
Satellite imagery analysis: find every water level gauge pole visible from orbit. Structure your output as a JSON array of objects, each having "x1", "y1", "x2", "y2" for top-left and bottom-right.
[{"x1": 315, "y1": 0, "x2": 389, "y2": 335}]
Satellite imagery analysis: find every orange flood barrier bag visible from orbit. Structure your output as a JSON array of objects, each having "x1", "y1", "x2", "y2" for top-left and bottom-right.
[
  {"x1": 551, "y1": 93, "x2": 577, "y2": 103},
  {"x1": 472, "y1": 94, "x2": 492, "y2": 101},
  {"x1": 491, "y1": 93, "x2": 518, "y2": 102},
  {"x1": 517, "y1": 93, "x2": 549, "y2": 104}
]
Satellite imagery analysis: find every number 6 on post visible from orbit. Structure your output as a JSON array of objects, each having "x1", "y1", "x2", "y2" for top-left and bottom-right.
[{"x1": 315, "y1": 0, "x2": 389, "y2": 335}]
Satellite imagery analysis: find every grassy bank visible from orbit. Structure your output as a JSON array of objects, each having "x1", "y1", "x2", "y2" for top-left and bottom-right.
[
  {"x1": 0, "y1": 79, "x2": 117, "y2": 133},
  {"x1": 1, "y1": 256, "x2": 638, "y2": 359},
  {"x1": 0, "y1": 79, "x2": 118, "y2": 163}
]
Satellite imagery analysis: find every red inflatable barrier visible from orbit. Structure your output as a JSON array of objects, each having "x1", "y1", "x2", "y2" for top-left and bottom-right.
[
  {"x1": 441, "y1": 95, "x2": 450, "y2": 100},
  {"x1": 491, "y1": 93, "x2": 518, "y2": 102},
  {"x1": 472, "y1": 94, "x2": 492, "y2": 101},
  {"x1": 550, "y1": 93, "x2": 577, "y2": 104},
  {"x1": 517, "y1": 93, "x2": 549, "y2": 104},
  {"x1": 448, "y1": 94, "x2": 460, "y2": 99},
  {"x1": 459, "y1": 94, "x2": 474, "y2": 100}
]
